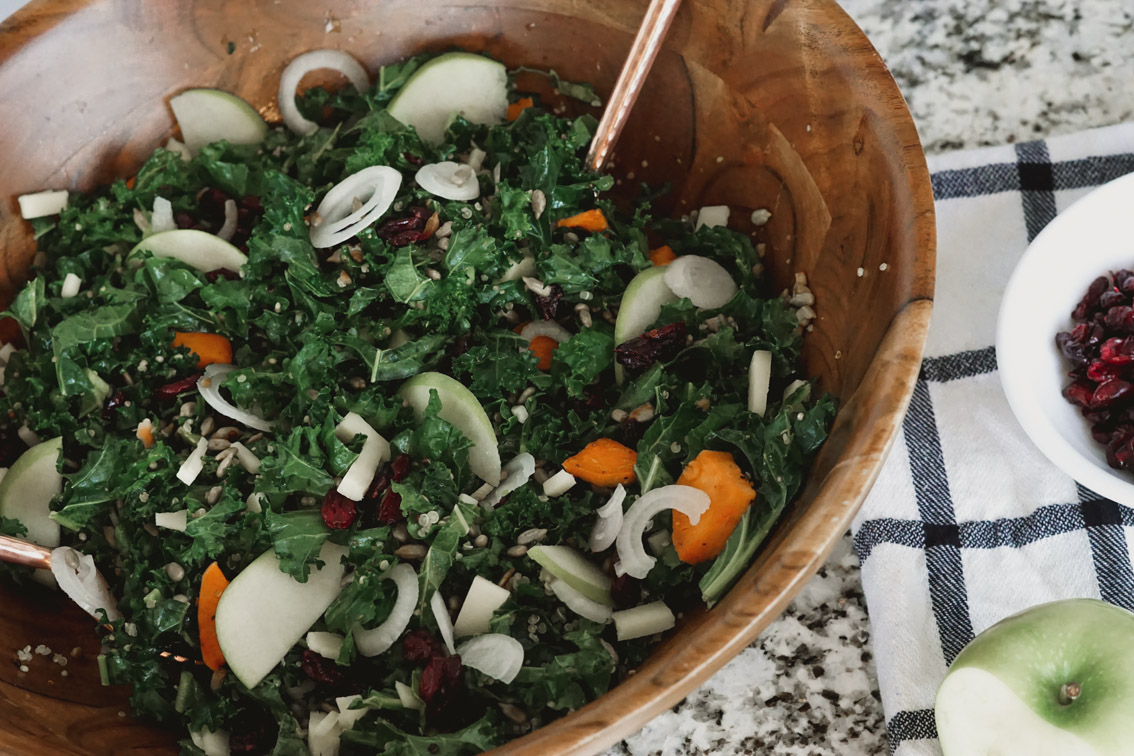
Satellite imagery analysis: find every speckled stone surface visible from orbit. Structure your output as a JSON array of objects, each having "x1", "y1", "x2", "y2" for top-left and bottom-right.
[{"x1": 615, "y1": 1, "x2": 1134, "y2": 754}]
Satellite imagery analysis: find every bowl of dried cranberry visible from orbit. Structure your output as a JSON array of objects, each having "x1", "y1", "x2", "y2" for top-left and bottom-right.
[{"x1": 999, "y1": 171, "x2": 1134, "y2": 504}]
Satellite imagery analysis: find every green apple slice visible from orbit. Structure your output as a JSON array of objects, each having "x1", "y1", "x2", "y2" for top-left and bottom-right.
[
  {"x1": 0, "y1": 437, "x2": 62, "y2": 548},
  {"x1": 215, "y1": 541, "x2": 348, "y2": 689},
  {"x1": 398, "y1": 371, "x2": 501, "y2": 485},
  {"x1": 528, "y1": 545, "x2": 612, "y2": 606},
  {"x1": 613, "y1": 266, "x2": 678, "y2": 383},
  {"x1": 169, "y1": 88, "x2": 267, "y2": 155},
  {"x1": 130, "y1": 229, "x2": 247, "y2": 274},
  {"x1": 387, "y1": 52, "x2": 508, "y2": 145},
  {"x1": 936, "y1": 598, "x2": 1134, "y2": 755}
]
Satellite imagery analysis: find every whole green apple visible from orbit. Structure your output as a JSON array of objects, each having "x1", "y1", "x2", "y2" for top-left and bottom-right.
[{"x1": 935, "y1": 598, "x2": 1134, "y2": 755}]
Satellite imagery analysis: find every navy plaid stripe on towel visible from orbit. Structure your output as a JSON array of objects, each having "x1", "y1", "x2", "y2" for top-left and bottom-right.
[{"x1": 851, "y1": 123, "x2": 1134, "y2": 756}]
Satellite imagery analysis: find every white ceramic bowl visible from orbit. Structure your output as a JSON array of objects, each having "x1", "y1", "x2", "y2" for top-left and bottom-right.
[{"x1": 999, "y1": 172, "x2": 1134, "y2": 505}]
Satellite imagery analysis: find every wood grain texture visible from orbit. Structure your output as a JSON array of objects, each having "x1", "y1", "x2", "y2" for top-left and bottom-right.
[{"x1": 0, "y1": 0, "x2": 935, "y2": 753}]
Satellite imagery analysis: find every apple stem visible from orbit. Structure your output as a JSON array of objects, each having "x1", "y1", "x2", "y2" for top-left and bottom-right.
[{"x1": 1059, "y1": 682, "x2": 1082, "y2": 705}]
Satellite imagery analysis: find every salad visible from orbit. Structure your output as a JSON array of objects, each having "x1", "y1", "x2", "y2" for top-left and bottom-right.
[{"x1": 0, "y1": 49, "x2": 834, "y2": 755}]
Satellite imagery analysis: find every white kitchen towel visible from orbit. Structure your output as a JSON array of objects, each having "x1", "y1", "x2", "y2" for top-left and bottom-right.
[{"x1": 851, "y1": 123, "x2": 1134, "y2": 755}]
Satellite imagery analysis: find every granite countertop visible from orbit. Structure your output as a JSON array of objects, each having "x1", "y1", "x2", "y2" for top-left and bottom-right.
[{"x1": 616, "y1": 1, "x2": 1134, "y2": 754}]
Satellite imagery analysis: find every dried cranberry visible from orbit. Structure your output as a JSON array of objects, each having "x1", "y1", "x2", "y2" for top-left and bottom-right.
[
  {"x1": 377, "y1": 488, "x2": 404, "y2": 525},
  {"x1": 1087, "y1": 361, "x2": 1123, "y2": 383},
  {"x1": 1056, "y1": 332, "x2": 1087, "y2": 366},
  {"x1": 533, "y1": 284, "x2": 564, "y2": 320},
  {"x1": 1101, "y1": 337, "x2": 1134, "y2": 365},
  {"x1": 610, "y1": 572, "x2": 641, "y2": 609},
  {"x1": 615, "y1": 322, "x2": 688, "y2": 373},
  {"x1": 103, "y1": 391, "x2": 127, "y2": 421},
  {"x1": 300, "y1": 648, "x2": 343, "y2": 685},
  {"x1": 1092, "y1": 380, "x2": 1134, "y2": 408},
  {"x1": 1073, "y1": 276, "x2": 1109, "y2": 320},
  {"x1": 1062, "y1": 381, "x2": 1094, "y2": 408},
  {"x1": 403, "y1": 152, "x2": 423, "y2": 166},
  {"x1": 227, "y1": 709, "x2": 276, "y2": 754},
  {"x1": 419, "y1": 654, "x2": 464, "y2": 716},
  {"x1": 205, "y1": 268, "x2": 241, "y2": 283},
  {"x1": 175, "y1": 211, "x2": 197, "y2": 230},
  {"x1": 1099, "y1": 289, "x2": 1127, "y2": 310},
  {"x1": 388, "y1": 228, "x2": 424, "y2": 247},
  {"x1": 402, "y1": 629, "x2": 444, "y2": 665},
  {"x1": 392, "y1": 454, "x2": 412, "y2": 482},
  {"x1": 408, "y1": 206, "x2": 431, "y2": 220},
  {"x1": 613, "y1": 417, "x2": 646, "y2": 447},
  {"x1": 153, "y1": 372, "x2": 203, "y2": 403},
  {"x1": 366, "y1": 470, "x2": 391, "y2": 500},
  {"x1": 1104, "y1": 306, "x2": 1134, "y2": 331},
  {"x1": 321, "y1": 489, "x2": 357, "y2": 529}
]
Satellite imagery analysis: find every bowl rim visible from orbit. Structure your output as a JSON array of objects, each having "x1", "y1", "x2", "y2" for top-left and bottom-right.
[
  {"x1": 0, "y1": 0, "x2": 937, "y2": 753},
  {"x1": 997, "y1": 171, "x2": 1134, "y2": 506}
]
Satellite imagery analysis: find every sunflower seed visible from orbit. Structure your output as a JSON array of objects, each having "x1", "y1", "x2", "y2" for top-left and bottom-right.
[
  {"x1": 205, "y1": 486, "x2": 224, "y2": 506},
  {"x1": 506, "y1": 545, "x2": 529, "y2": 558},
  {"x1": 200, "y1": 417, "x2": 215, "y2": 436},
  {"x1": 207, "y1": 438, "x2": 231, "y2": 452},
  {"x1": 394, "y1": 544, "x2": 427, "y2": 560},
  {"x1": 516, "y1": 528, "x2": 547, "y2": 546}
]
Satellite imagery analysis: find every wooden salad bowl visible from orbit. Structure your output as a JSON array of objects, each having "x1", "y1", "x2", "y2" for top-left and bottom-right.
[{"x1": 0, "y1": 0, "x2": 935, "y2": 753}]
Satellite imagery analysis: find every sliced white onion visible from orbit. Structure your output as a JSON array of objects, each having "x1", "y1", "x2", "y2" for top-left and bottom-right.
[
  {"x1": 498, "y1": 254, "x2": 536, "y2": 283},
  {"x1": 18, "y1": 189, "x2": 68, "y2": 219},
  {"x1": 467, "y1": 147, "x2": 487, "y2": 172},
  {"x1": 589, "y1": 484, "x2": 626, "y2": 553},
  {"x1": 396, "y1": 680, "x2": 424, "y2": 710},
  {"x1": 60, "y1": 273, "x2": 82, "y2": 299},
  {"x1": 197, "y1": 364, "x2": 275, "y2": 432},
  {"x1": 431, "y1": 590, "x2": 456, "y2": 655},
  {"x1": 335, "y1": 695, "x2": 368, "y2": 731},
  {"x1": 547, "y1": 576, "x2": 612, "y2": 624},
  {"x1": 415, "y1": 162, "x2": 480, "y2": 201},
  {"x1": 307, "y1": 710, "x2": 340, "y2": 756},
  {"x1": 51, "y1": 546, "x2": 123, "y2": 621},
  {"x1": 309, "y1": 166, "x2": 402, "y2": 249},
  {"x1": 455, "y1": 633, "x2": 524, "y2": 684},
  {"x1": 17, "y1": 424, "x2": 40, "y2": 447},
  {"x1": 453, "y1": 575, "x2": 511, "y2": 638},
  {"x1": 612, "y1": 601, "x2": 675, "y2": 641},
  {"x1": 694, "y1": 204, "x2": 730, "y2": 230},
  {"x1": 0, "y1": 343, "x2": 18, "y2": 365},
  {"x1": 355, "y1": 563, "x2": 418, "y2": 657},
  {"x1": 176, "y1": 437, "x2": 209, "y2": 485},
  {"x1": 748, "y1": 350, "x2": 772, "y2": 416},
  {"x1": 229, "y1": 442, "x2": 262, "y2": 474},
  {"x1": 306, "y1": 631, "x2": 344, "y2": 660},
  {"x1": 783, "y1": 378, "x2": 810, "y2": 406},
  {"x1": 615, "y1": 485, "x2": 710, "y2": 579},
  {"x1": 217, "y1": 199, "x2": 238, "y2": 242},
  {"x1": 334, "y1": 412, "x2": 391, "y2": 501},
  {"x1": 479, "y1": 453, "x2": 535, "y2": 510},
  {"x1": 189, "y1": 728, "x2": 230, "y2": 756},
  {"x1": 663, "y1": 254, "x2": 739, "y2": 310},
  {"x1": 542, "y1": 469, "x2": 576, "y2": 498},
  {"x1": 166, "y1": 137, "x2": 193, "y2": 162},
  {"x1": 151, "y1": 197, "x2": 176, "y2": 234},
  {"x1": 156, "y1": 510, "x2": 188, "y2": 531},
  {"x1": 279, "y1": 49, "x2": 370, "y2": 136},
  {"x1": 518, "y1": 320, "x2": 572, "y2": 344}
]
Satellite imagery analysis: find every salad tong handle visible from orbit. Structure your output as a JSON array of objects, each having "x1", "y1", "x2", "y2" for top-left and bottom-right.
[
  {"x1": 0, "y1": 533, "x2": 51, "y2": 570},
  {"x1": 586, "y1": 0, "x2": 684, "y2": 172}
]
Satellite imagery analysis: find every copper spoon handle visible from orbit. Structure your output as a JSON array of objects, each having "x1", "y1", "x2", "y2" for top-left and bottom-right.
[
  {"x1": 0, "y1": 533, "x2": 51, "y2": 570},
  {"x1": 586, "y1": 0, "x2": 684, "y2": 172}
]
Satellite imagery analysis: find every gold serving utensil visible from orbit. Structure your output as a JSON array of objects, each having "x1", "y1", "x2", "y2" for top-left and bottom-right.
[{"x1": 586, "y1": 0, "x2": 684, "y2": 172}]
